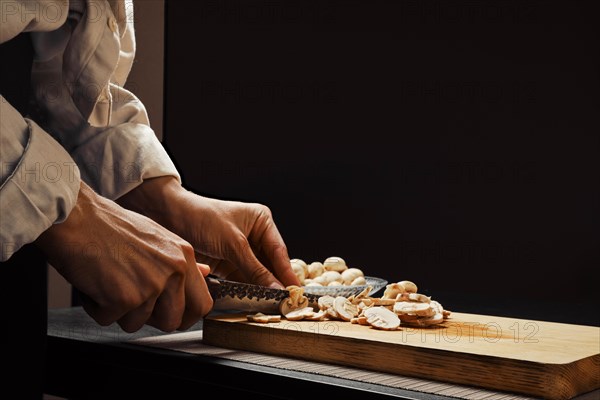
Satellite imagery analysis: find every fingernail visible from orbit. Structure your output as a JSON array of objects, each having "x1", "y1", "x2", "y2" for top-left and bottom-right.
[{"x1": 269, "y1": 281, "x2": 285, "y2": 290}]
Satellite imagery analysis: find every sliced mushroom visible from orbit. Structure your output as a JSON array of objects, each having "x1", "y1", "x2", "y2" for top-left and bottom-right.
[
  {"x1": 247, "y1": 313, "x2": 281, "y2": 323},
  {"x1": 364, "y1": 306, "x2": 401, "y2": 330},
  {"x1": 370, "y1": 298, "x2": 396, "y2": 306},
  {"x1": 317, "y1": 295, "x2": 335, "y2": 311},
  {"x1": 279, "y1": 285, "x2": 309, "y2": 315},
  {"x1": 304, "y1": 310, "x2": 327, "y2": 321},
  {"x1": 403, "y1": 312, "x2": 444, "y2": 327},
  {"x1": 333, "y1": 296, "x2": 359, "y2": 321},
  {"x1": 285, "y1": 307, "x2": 316, "y2": 321},
  {"x1": 393, "y1": 301, "x2": 435, "y2": 317},
  {"x1": 351, "y1": 286, "x2": 373, "y2": 305},
  {"x1": 395, "y1": 292, "x2": 431, "y2": 303},
  {"x1": 398, "y1": 280, "x2": 418, "y2": 293},
  {"x1": 382, "y1": 283, "x2": 406, "y2": 299}
]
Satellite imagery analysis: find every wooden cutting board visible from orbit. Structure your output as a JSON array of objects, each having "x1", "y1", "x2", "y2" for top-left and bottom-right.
[{"x1": 203, "y1": 312, "x2": 599, "y2": 400}]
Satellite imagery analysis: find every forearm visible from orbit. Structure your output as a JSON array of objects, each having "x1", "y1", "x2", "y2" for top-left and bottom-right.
[{"x1": 116, "y1": 176, "x2": 191, "y2": 234}]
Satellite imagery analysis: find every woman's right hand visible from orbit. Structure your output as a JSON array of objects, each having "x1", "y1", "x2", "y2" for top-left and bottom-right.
[{"x1": 36, "y1": 181, "x2": 213, "y2": 333}]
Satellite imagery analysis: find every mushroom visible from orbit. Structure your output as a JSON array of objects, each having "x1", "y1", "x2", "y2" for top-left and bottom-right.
[
  {"x1": 290, "y1": 262, "x2": 306, "y2": 285},
  {"x1": 284, "y1": 307, "x2": 316, "y2": 321},
  {"x1": 247, "y1": 313, "x2": 281, "y2": 323},
  {"x1": 341, "y1": 268, "x2": 364, "y2": 285},
  {"x1": 364, "y1": 306, "x2": 401, "y2": 330},
  {"x1": 323, "y1": 256, "x2": 348, "y2": 272},
  {"x1": 393, "y1": 301, "x2": 435, "y2": 317},
  {"x1": 398, "y1": 280, "x2": 418, "y2": 293},
  {"x1": 290, "y1": 259, "x2": 308, "y2": 276},
  {"x1": 307, "y1": 262, "x2": 325, "y2": 279},
  {"x1": 402, "y1": 312, "x2": 443, "y2": 327},
  {"x1": 304, "y1": 310, "x2": 327, "y2": 321},
  {"x1": 333, "y1": 296, "x2": 359, "y2": 321},
  {"x1": 279, "y1": 285, "x2": 309, "y2": 316},
  {"x1": 350, "y1": 276, "x2": 367, "y2": 286},
  {"x1": 382, "y1": 283, "x2": 406, "y2": 299},
  {"x1": 320, "y1": 270, "x2": 343, "y2": 285},
  {"x1": 317, "y1": 295, "x2": 335, "y2": 311},
  {"x1": 395, "y1": 292, "x2": 431, "y2": 303},
  {"x1": 327, "y1": 281, "x2": 342, "y2": 286}
]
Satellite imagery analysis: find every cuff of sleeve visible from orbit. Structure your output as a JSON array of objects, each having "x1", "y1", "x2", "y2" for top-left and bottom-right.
[
  {"x1": 70, "y1": 123, "x2": 181, "y2": 200},
  {"x1": 0, "y1": 120, "x2": 81, "y2": 261}
]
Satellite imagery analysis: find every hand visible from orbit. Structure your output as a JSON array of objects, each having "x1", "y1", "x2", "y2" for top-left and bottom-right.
[
  {"x1": 36, "y1": 182, "x2": 213, "y2": 333},
  {"x1": 117, "y1": 177, "x2": 300, "y2": 289}
]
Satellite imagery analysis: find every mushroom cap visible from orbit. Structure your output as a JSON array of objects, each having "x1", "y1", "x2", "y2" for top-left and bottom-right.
[{"x1": 323, "y1": 256, "x2": 348, "y2": 272}]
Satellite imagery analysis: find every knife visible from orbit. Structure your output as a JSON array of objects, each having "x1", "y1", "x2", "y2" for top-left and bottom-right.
[{"x1": 205, "y1": 276, "x2": 320, "y2": 314}]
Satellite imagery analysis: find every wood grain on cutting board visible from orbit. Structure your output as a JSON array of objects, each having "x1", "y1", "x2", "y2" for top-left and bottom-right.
[{"x1": 203, "y1": 312, "x2": 600, "y2": 400}]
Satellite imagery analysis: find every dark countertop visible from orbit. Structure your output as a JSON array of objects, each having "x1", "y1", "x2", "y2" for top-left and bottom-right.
[{"x1": 46, "y1": 305, "x2": 599, "y2": 400}]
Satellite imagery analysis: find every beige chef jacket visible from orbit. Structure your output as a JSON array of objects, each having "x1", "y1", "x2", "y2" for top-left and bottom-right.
[{"x1": 0, "y1": 0, "x2": 180, "y2": 261}]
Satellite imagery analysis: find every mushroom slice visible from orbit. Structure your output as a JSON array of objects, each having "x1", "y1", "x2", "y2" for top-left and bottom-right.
[
  {"x1": 333, "y1": 296, "x2": 359, "y2": 321},
  {"x1": 357, "y1": 316, "x2": 370, "y2": 326},
  {"x1": 442, "y1": 310, "x2": 452, "y2": 319},
  {"x1": 382, "y1": 283, "x2": 406, "y2": 300},
  {"x1": 247, "y1": 313, "x2": 281, "y2": 323},
  {"x1": 407, "y1": 293, "x2": 431, "y2": 303},
  {"x1": 279, "y1": 286, "x2": 309, "y2": 315},
  {"x1": 398, "y1": 314, "x2": 420, "y2": 322},
  {"x1": 363, "y1": 306, "x2": 401, "y2": 330},
  {"x1": 304, "y1": 310, "x2": 326, "y2": 321},
  {"x1": 398, "y1": 280, "x2": 418, "y2": 293},
  {"x1": 351, "y1": 286, "x2": 373, "y2": 305},
  {"x1": 393, "y1": 301, "x2": 434, "y2": 317},
  {"x1": 317, "y1": 295, "x2": 336, "y2": 311},
  {"x1": 370, "y1": 298, "x2": 395, "y2": 306},
  {"x1": 284, "y1": 307, "x2": 315, "y2": 321},
  {"x1": 403, "y1": 313, "x2": 444, "y2": 327}
]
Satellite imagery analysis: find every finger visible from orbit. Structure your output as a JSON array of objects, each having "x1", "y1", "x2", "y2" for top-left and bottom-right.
[
  {"x1": 179, "y1": 254, "x2": 214, "y2": 330},
  {"x1": 249, "y1": 218, "x2": 299, "y2": 287},
  {"x1": 146, "y1": 274, "x2": 185, "y2": 332},
  {"x1": 117, "y1": 298, "x2": 157, "y2": 333},
  {"x1": 197, "y1": 262, "x2": 211, "y2": 277},
  {"x1": 79, "y1": 292, "x2": 125, "y2": 327},
  {"x1": 229, "y1": 237, "x2": 284, "y2": 289}
]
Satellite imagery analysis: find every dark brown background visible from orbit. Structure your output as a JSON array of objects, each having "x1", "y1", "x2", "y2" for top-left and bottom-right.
[{"x1": 164, "y1": 1, "x2": 599, "y2": 325}]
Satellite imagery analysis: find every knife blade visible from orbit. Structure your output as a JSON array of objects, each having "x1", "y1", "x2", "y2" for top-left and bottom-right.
[{"x1": 205, "y1": 276, "x2": 320, "y2": 314}]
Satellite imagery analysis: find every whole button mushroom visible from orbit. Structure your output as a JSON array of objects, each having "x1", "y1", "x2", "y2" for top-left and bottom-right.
[
  {"x1": 320, "y1": 270, "x2": 343, "y2": 285},
  {"x1": 290, "y1": 261, "x2": 306, "y2": 285},
  {"x1": 290, "y1": 258, "x2": 308, "y2": 276},
  {"x1": 341, "y1": 268, "x2": 364, "y2": 285},
  {"x1": 323, "y1": 256, "x2": 348, "y2": 272},
  {"x1": 307, "y1": 262, "x2": 324, "y2": 279}
]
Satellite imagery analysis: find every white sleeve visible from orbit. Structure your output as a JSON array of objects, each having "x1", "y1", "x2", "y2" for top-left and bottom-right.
[{"x1": 0, "y1": 97, "x2": 81, "y2": 261}]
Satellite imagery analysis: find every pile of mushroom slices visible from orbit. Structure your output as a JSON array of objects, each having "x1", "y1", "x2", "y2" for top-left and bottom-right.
[{"x1": 247, "y1": 281, "x2": 451, "y2": 331}]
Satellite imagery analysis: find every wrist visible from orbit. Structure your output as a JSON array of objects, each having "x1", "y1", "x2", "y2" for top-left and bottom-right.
[{"x1": 116, "y1": 176, "x2": 190, "y2": 232}]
